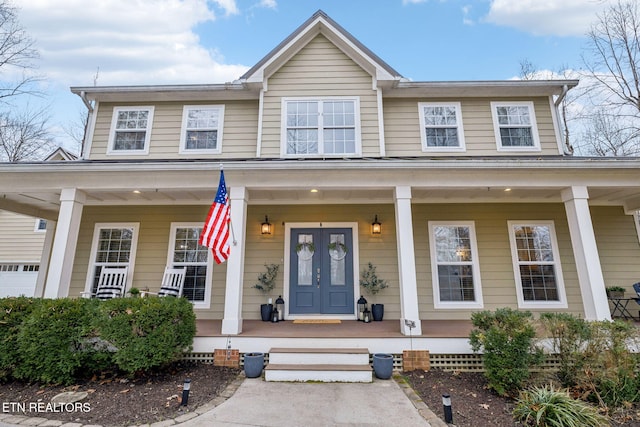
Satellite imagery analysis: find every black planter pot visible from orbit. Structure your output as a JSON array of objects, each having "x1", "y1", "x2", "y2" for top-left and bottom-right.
[
  {"x1": 371, "y1": 304, "x2": 384, "y2": 321},
  {"x1": 372, "y1": 353, "x2": 393, "y2": 379},
  {"x1": 260, "y1": 304, "x2": 273, "y2": 322},
  {"x1": 244, "y1": 352, "x2": 264, "y2": 378}
]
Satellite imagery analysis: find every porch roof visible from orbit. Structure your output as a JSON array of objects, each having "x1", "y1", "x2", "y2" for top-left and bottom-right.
[{"x1": 1, "y1": 156, "x2": 640, "y2": 219}]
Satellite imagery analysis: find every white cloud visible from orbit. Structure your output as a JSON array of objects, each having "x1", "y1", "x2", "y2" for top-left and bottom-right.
[
  {"x1": 258, "y1": 0, "x2": 277, "y2": 9},
  {"x1": 17, "y1": 0, "x2": 249, "y2": 87},
  {"x1": 402, "y1": 0, "x2": 428, "y2": 5},
  {"x1": 485, "y1": 0, "x2": 616, "y2": 37}
]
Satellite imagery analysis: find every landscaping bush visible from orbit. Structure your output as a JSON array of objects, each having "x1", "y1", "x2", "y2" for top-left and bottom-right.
[
  {"x1": 14, "y1": 298, "x2": 105, "y2": 385},
  {"x1": 469, "y1": 307, "x2": 543, "y2": 396},
  {"x1": 539, "y1": 312, "x2": 591, "y2": 387},
  {"x1": 513, "y1": 385, "x2": 609, "y2": 427},
  {"x1": 0, "y1": 297, "x2": 42, "y2": 381},
  {"x1": 580, "y1": 320, "x2": 640, "y2": 408},
  {"x1": 96, "y1": 296, "x2": 196, "y2": 374}
]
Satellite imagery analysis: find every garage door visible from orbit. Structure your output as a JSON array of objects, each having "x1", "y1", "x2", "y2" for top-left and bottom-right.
[{"x1": 0, "y1": 264, "x2": 39, "y2": 297}]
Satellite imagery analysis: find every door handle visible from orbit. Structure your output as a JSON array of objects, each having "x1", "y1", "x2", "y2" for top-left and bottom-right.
[{"x1": 316, "y1": 268, "x2": 321, "y2": 288}]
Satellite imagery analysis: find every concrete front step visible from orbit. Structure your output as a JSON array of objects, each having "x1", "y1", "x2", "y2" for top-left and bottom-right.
[
  {"x1": 268, "y1": 347, "x2": 370, "y2": 365},
  {"x1": 265, "y1": 348, "x2": 372, "y2": 383},
  {"x1": 265, "y1": 363, "x2": 373, "y2": 382}
]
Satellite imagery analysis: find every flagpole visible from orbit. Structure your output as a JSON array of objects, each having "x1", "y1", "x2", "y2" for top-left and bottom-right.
[{"x1": 219, "y1": 163, "x2": 238, "y2": 246}]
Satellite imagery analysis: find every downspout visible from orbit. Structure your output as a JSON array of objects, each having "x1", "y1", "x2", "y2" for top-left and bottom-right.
[
  {"x1": 79, "y1": 91, "x2": 94, "y2": 159},
  {"x1": 554, "y1": 85, "x2": 572, "y2": 155}
]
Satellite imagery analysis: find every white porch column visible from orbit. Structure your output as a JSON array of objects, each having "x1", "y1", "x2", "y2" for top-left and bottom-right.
[
  {"x1": 34, "y1": 219, "x2": 56, "y2": 297},
  {"x1": 221, "y1": 186, "x2": 248, "y2": 335},
  {"x1": 44, "y1": 189, "x2": 85, "y2": 298},
  {"x1": 394, "y1": 186, "x2": 422, "y2": 335},
  {"x1": 561, "y1": 186, "x2": 610, "y2": 320}
]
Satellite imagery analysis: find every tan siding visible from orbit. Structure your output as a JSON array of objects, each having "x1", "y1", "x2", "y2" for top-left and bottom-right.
[
  {"x1": 261, "y1": 35, "x2": 380, "y2": 157},
  {"x1": 88, "y1": 100, "x2": 259, "y2": 160},
  {"x1": 412, "y1": 203, "x2": 581, "y2": 320},
  {"x1": 383, "y1": 97, "x2": 561, "y2": 157},
  {"x1": 0, "y1": 211, "x2": 45, "y2": 262},
  {"x1": 592, "y1": 206, "x2": 640, "y2": 294}
]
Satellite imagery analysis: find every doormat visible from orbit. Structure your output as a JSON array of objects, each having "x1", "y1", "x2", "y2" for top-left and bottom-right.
[{"x1": 292, "y1": 319, "x2": 342, "y2": 324}]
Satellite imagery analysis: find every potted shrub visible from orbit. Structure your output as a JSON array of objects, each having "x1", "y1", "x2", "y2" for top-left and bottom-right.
[
  {"x1": 606, "y1": 286, "x2": 625, "y2": 298},
  {"x1": 253, "y1": 264, "x2": 279, "y2": 321},
  {"x1": 359, "y1": 262, "x2": 388, "y2": 321},
  {"x1": 244, "y1": 352, "x2": 265, "y2": 378}
]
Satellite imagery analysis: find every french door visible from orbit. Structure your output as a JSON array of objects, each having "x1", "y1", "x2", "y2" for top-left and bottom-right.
[{"x1": 289, "y1": 228, "x2": 354, "y2": 314}]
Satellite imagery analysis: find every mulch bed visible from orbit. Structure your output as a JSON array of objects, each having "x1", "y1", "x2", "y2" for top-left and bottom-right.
[
  {"x1": 0, "y1": 362, "x2": 240, "y2": 426},
  {"x1": 405, "y1": 369, "x2": 640, "y2": 427}
]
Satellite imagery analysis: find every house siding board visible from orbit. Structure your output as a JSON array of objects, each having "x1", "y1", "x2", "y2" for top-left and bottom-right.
[
  {"x1": 383, "y1": 97, "x2": 560, "y2": 156},
  {"x1": 261, "y1": 34, "x2": 380, "y2": 157},
  {"x1": 88, "y1": 101, "x2": 259, "y2": 160},
  {"x1": 591, "y1": 206, "x2": 640, "y2": 292},
  {"x1": 0, "y1": 211, "x2": 45, "y2": 262}
]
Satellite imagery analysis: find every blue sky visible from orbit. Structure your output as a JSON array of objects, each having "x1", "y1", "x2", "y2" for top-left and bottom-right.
[{"x1": 15, "y1": 0, "x2": 615, "y2": 152}]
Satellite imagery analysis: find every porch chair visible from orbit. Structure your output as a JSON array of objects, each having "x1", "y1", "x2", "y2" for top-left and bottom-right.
[
  {"x1": 156, "y1": 267, "x2": 187, "y2": 297},
  {"x1": 633, "y1": 282, "x2": 640, "y2": 304},
  {"x1": 81, "y1": 266, "x2": 128, "y2": 300}
]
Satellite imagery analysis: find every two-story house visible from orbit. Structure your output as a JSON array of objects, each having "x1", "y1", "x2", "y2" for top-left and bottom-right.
[{"x1": 1, "y1": 11, "x2": 640, "y2": 356}]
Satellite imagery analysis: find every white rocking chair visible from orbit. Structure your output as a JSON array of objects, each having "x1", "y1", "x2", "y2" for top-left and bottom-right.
[
  {"x1": 156, "y1": 267, "x2": 187, "y2": 297},
  {"x1": 81, "y1": 266, "x2": 128, "y2": 300}
]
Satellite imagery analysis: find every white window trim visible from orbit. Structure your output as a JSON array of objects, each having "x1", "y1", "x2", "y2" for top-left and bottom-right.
[
  {"x1": 84, "y1": 223, "x2": 139, "y2": 295},
  {"x1": 167, "y1": 222, "x2": 213, "y2": 309},
  {"x1": 507, "y1": 220, "x2": 567, "y2": 309},
  {"x1": 107, "y1": 106, "x2": 154, "y2": 155},
  {"x1": 34, "y1": 218, "x2": 47, "y2": 232},
  {"x1": 429, "y1": 221, "x2": 484, "y2": 309},
  {"x1": 179, "y1": 105, "x2": 225, "y2": 155},
  {"x1": 634, "y1": 211, "x2": 640, "y2": 246},
  {"x1": 418, "y1": 102, "x2": 466, "y2": 152},
  {"x1": 280, "y1": 97, "x2": 362, "y2": 157},
  {"x1": 491, "y1": 101, "x2": 541, "y2": 151}
]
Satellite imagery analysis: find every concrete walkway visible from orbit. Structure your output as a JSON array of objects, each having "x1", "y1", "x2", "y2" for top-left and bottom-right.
[{"x1": 0, "y1": 375, "x2": 446, "y2": 427}]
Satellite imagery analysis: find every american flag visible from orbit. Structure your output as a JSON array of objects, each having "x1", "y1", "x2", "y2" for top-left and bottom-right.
[{"x1": 199, "y1": 170, "x2": 230, "y2": 264}]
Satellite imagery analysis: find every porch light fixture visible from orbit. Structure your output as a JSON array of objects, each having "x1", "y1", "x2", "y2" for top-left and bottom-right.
[
  {"x1": 261, "y1": 215, "x2": 272, "y2": 235},
  {"x1": 371, "y1": 215, "x2": 381, "y2": 235}
]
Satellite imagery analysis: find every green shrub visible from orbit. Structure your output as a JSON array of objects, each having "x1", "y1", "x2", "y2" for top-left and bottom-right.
[
  {"x1": 0, "y1": 297, "x2": 42, "y2": 381},
  {"x1": 96, "y1": 296, "x2": 195, "y2": 374},
  {"x1": 539, "y1": 312, "x2": 591, "y2": 387},
  {"x1": 14, "y1": 298, "x2": 105, "y2": 385},
  {"x1": 513, "y1": 385, "x2": 609, "y2": 427},
  {"x1": 580, "y1": 320, "x2": 640, "y2": 408},
  {"x1": 469, "y1": 307, "x2": 543, "y2": 396}
]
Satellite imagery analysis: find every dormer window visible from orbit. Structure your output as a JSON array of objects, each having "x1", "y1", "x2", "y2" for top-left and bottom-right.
[
  {"x1": 282, "y1": 97, "x2": 361, "y2": 156},
  {"x1": 491, "y1": 101, "x2": 540, "y2": 151},
  {"x1": 107, "y1": 107, "x2": 154, "y2": 155}
]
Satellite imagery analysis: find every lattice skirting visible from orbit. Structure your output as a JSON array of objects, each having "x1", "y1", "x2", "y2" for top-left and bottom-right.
[{"x1": 183, "y1": 351, "x2": 560, "y2": 372}]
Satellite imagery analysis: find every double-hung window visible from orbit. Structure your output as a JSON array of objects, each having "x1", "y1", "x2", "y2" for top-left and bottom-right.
[
  {"x1": 429, "y1": 222, "x2": 483, "y2": 308},
  {"x1": 108, "y1": 107, "x2": 154, "y2": 154},
  {"x1": 85, "y1": 223, "x2": 139, "y2": 295},
  {"x1": 418, "y1": 102, "x2": 465, "y2": 151},
  {"x1": 282, "y1": 97, "x2": 360, "y2": 156},
  {"x1": 168, "y1": 223, "x2": 212, "y2": 309},
  {"x1": 491, "y1": 101, "x2": 540, "y2": 150},
  {"x1": 180, "y1": 105, "x2": 224, "y2": 154},
  {"x1": 508, "y1": 221, "x2": 566, "y2": 308}
]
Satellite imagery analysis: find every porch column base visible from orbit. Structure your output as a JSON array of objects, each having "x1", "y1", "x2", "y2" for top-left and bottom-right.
[{"x1": 221, "y1": 318, "x2": 243, "y2": 335}]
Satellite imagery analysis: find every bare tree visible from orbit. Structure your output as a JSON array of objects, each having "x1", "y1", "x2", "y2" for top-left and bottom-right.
[
  {"x1": 578, "y1": 110, "x2": 640, "y2": 156},
  {"x1": 61, "y1": 108, "x2": 88, "y2": 157},
  {"x1": 0, "y1": 107, "x2": 55, "y2": 162},
  {"x1": 0, "y1": 1, "x2": 40, "y2": 104}
]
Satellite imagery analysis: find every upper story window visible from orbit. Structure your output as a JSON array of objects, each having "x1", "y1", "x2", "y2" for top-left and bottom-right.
[
  {"x1": 429, "y1": 221, "x2": 483, "y2": 309},
  {"x1": 180, "y1": 105, "x2": 225, "y2": 154},
  {"x1": 108, "y1": 107, "x2": 154, "y2": 155},
  {"x1": 418, "y1": 102, "x2": 465, "y2": 151},
  {"x1": 282, "y1": 97, "x2": 361, "y2": 157},
  {"x1": 507, "y1": 221, "x2": 567, "y2": 308},
  {"x1": 491, "y1": 101, "x2": 540, "y2": 151}
]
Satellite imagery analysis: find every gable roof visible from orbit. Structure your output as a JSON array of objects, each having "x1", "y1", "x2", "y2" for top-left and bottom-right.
[
  {"x1": 44, "y1": 147, "x2": 78, "y2": 161},
  {"x1": 240, "y1": 10, "x2": 402, "y2": 88}
]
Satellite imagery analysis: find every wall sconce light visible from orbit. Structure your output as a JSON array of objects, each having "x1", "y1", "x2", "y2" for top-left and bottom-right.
[
  {"x1": 371, "y1": 215, "x2": 381, "y2": 235},
  {"x1": 261, "y1": 215, "x2": 272, "y2": 235}
]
